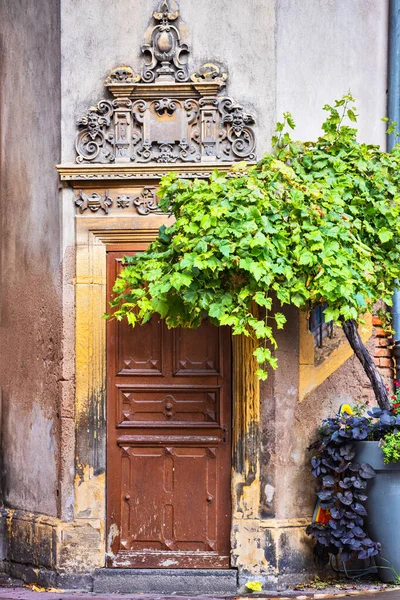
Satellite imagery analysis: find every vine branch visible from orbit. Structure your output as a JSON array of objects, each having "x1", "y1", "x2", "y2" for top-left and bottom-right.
[{"x1": 341, "y1": 318, "x2": 391, "y2": 411}]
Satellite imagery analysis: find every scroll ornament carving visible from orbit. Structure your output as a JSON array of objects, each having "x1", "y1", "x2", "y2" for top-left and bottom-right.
[
  {"x1": 74, "y1": 187, "x2": 164, "y2": 216},
  {"x1": 75, "y1": 101, "x2": 115, "y2": 164},
  {"x1": 76, "y1": 96, "x2": 255, "y2": 164},
  {"x1": 218, "y1": 98, "x2": 256, "y2": 160},
  {"x1": 133, "y1": 187, "x2": 164, "y2": 215},
  {"x1": 75, "y1": 190, "x2": 113, "y2": 214}
]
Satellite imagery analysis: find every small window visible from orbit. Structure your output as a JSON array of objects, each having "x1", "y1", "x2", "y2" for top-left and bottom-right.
[
  {"x1": 308, "y1": 304, "x2": 346, "y2": 366},
  {"x1": 309, "y1": 304, "x2": 333, "y2": 348}
]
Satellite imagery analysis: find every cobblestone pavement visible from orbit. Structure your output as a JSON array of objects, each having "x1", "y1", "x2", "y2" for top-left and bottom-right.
[{"x1": 0, "y1": 588, "x2": 398, "y2": 600}]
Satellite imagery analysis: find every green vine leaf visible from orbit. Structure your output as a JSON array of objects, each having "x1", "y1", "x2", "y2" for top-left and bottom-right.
[{"x1": 107, "y1": 94, "x2": 400, "y2": 378}]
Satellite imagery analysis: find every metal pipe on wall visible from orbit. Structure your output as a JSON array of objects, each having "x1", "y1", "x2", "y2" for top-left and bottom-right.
[{"x1": 389, "y1": 0, "x2": 400, "y2": 381}]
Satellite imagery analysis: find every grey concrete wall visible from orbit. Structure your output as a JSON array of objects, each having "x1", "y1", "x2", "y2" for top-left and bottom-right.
[
  {"x1": 61, "y1": 0, "x2": 389, "y2": 158},
  {"x1": 0, "y1": 0, "x2": 62, "y2": 516},
  {"x1": 276, "y1": 0, "x2": 389, "y2": 146}
]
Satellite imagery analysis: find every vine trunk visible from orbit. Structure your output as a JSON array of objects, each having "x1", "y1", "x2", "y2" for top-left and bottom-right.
[{"x1": 342, "y1": 318, "x2": 391, "y2": 411}]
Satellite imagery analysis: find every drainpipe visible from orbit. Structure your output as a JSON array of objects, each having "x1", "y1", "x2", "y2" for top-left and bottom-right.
[{"x1": 389, "y1": 0, "x2": 400, "y2": 381}]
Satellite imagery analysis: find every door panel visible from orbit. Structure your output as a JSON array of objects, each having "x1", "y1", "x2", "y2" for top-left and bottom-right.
[
  {"x1": 106, "y1": 250, "x2": 232, "y2": 568},
  {"x1": 172, "y1": 323, "x2": 221, "y2": 375},
  {"x1": 117, "y1": 388, "x2": 219, "y2": 426},
  {"x1": 117, "y1": 316, "x2": 164, "y2": 376}
]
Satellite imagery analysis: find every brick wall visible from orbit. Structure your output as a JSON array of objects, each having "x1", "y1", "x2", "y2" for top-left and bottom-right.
[{"x1": 372, "y1": 315, "x2": 394, "y2": 387}]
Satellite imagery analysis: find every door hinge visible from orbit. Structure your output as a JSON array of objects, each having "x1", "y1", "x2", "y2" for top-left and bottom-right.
[{"x1": 222, "y1": 427, "x2": 228, "y2": 444}]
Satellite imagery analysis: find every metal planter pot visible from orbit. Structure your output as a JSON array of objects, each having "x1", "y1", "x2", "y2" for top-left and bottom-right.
[{"x1": 355, "y1": 441, "x2": 400, "y2": 582}]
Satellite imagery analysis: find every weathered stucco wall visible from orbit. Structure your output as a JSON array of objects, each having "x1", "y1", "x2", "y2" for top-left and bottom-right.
[
  {"x1": 257, "y1": 316, "x2": 378, "y2": 583},
  {"x1": 0, "y1": 0, "x2": 62, "y2": 516},
  {"x1": 261, "y1": 330, "x2": 377, "y2": 520},
  {"x1": 276, "y1": 0, "x2": 388, "y2": 146}
]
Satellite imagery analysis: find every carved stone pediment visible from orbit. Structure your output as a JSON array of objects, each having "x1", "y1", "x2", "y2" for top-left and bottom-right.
[
  {"x1": 75, "y1": 94, "x2": 256, "y2": 165},
  {"x1": 71, "y1": 0, "x2": 256, "y2": 168}
]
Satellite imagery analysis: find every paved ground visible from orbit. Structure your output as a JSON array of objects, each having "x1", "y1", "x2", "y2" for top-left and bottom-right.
[
  {"x1": 0, "y1": 572, "x2": 398, "y2": 600},
  {"x1": 0, "y1": 588, "x2": 398, "y2": 600}
]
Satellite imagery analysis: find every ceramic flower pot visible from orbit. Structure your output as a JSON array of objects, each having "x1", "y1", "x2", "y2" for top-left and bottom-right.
[{"x1": 355, "y1": 441, "x2": 400, "y2": 582}]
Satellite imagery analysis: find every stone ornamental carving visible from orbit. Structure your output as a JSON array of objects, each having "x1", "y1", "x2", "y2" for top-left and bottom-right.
[
  {"x1": 75, "y1": 190, "x2": 113, "y2": 214},
  {"x1": 74, "y1": 0, "x2": 256, "y2": 167},
  {"x1": 190, "y1": 63, "x2": 228, "y2": 86},
  {"x1": 133, "y1": 187, "x2": 164, "y2": 215},
  {"x1": 74, "y1": 187, "x2": 164, "y2": 216},
  {"x1": 104, "y1": 66, "x2": 140, "y2": 85},
  {"x1": 141, "y1": 0, "x2": 189, "y2": 83},
  {"x1": 116, "y1": 194, "x2": 131, "y2": 208}
]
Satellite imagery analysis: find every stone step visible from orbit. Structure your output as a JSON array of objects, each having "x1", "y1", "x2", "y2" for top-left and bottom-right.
[{"x1": 92, "y1": 568, "x2": 238, "y2": 595}]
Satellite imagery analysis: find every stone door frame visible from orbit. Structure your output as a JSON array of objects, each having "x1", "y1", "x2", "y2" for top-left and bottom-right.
[{"x1": 72, "y1": 205, "x2": 264, "y2": 572}]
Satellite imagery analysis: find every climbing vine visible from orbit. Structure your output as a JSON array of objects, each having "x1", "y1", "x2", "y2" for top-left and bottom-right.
[{"x1": 109, "y1": 94, "x2": 400, "y2": 403}]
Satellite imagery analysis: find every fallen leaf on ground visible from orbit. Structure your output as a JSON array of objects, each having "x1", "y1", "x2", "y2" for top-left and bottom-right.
[{"x1": 26, "y1": 584, "x2": 65, "y2": 593}]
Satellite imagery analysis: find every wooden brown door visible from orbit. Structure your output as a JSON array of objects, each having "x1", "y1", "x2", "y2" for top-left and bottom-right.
[{"x1": 106, "y1": 249, "x2": 232, "y2": 568}]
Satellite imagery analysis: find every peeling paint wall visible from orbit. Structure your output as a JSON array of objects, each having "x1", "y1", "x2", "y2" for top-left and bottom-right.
[
  {"x1": 258, "y1": 315, "x2": 378, "y2": 583},
  {"x1": 0, "y1": 0, "x2": 62, "y2": 516}
]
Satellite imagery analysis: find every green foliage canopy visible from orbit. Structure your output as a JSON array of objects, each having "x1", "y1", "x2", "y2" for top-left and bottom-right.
[{"x1": 109, "y1": 95, "x2": 400, "y2": 378}]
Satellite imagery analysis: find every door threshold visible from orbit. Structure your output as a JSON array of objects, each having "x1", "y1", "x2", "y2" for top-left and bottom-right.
[{"x1": 93, "y1": 568, "x2": 238, "y2": 594}]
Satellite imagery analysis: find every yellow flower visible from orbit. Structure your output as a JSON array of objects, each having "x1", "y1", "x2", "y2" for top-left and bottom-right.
[{"x1": 339, "y1": 403, "x2": 354, "y2": 416}]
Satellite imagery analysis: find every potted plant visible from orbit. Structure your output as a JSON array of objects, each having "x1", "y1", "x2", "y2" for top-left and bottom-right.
[
  {"x1": 307, "y1": 396, "x2": 400, "y2": 582},
  {"x1": 355, "y1": 387, "x2": 400, "y2": 582}
]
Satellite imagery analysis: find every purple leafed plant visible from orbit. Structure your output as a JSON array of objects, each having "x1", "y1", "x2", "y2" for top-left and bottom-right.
[{"x1": 307, "y1": 405, "x2": 400, "y2": 565}]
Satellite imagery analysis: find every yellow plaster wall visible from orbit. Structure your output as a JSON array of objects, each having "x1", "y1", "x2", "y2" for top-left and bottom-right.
[
  {"x1": 73, "y1": 217, "x2": 166, "y2": 567},
  {"x1": 299, "y1": 312, "x2": 373, "y2": 401}
]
